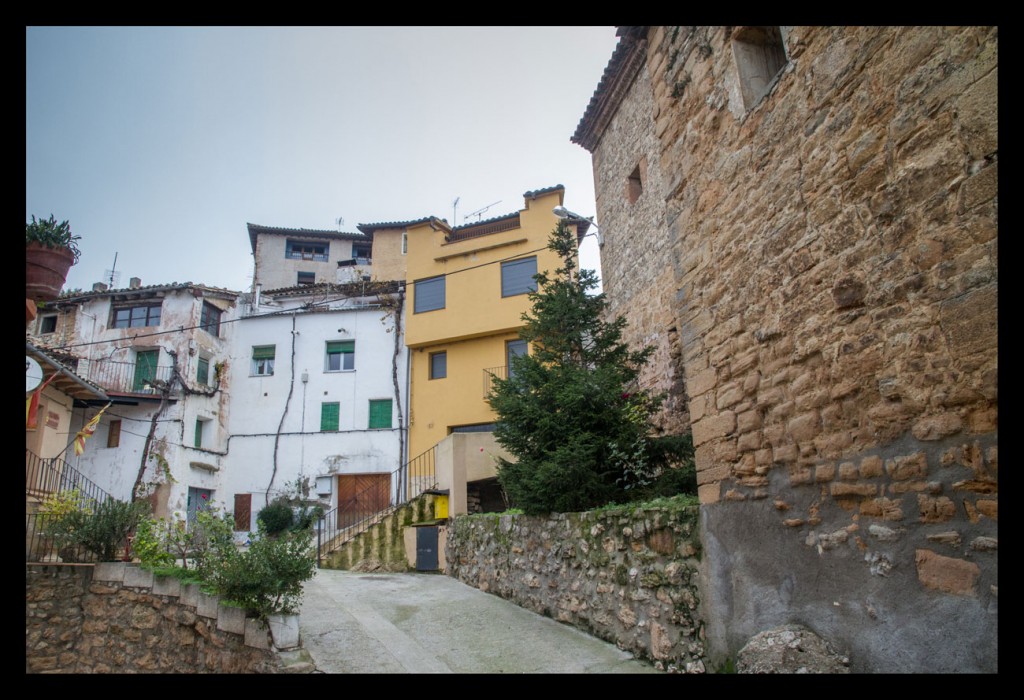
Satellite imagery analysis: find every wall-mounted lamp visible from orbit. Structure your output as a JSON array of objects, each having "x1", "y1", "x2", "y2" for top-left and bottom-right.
[
  {"x1": 301, "y1": 371, "x2": 309, "y2": 384},
  {"x1": 553, "y1": 206, "x2": 603, "y2": 247}
]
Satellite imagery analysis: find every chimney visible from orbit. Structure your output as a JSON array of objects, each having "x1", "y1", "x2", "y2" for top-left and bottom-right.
[
  {"x1": 129, "y1": 277, "x2": 142, "y2": 289},
  {"x1": 92, "y1": 282, "x2": 108, "y2": 292}
]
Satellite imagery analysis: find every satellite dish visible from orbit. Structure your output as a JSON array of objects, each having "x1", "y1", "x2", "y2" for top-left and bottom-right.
[{"x1": 26, "y1": 356, "x2": 44, "y2": 393}]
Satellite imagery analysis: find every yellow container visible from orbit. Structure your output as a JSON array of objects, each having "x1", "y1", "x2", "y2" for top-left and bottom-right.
[{"x1": 435, "y1": 494, "x2": 449, "y2": 520}]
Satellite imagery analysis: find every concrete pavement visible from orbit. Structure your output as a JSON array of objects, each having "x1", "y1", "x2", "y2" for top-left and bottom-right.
[{"x1": 298, "y1": 569, "x2": 659, "y2": 673}]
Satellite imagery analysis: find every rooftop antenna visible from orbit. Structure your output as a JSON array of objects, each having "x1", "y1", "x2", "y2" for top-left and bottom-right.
[
  {"x1": 104, "y1": 252, "x2": 121, "y2": 289},
  {"x1": 335, "y1": 216, "x2": 345, "y2": 231},
  {"x1": 452, "y1": 197, "x2": 460, "y2": 224},
  {"x1": 465, "y1": 200, "x2": 501, "y2": 222}
]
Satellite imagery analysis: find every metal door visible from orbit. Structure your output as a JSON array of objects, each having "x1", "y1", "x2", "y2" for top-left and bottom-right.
[{"x1": 416, "y1": 526, "x2": 438, "y2": 571}]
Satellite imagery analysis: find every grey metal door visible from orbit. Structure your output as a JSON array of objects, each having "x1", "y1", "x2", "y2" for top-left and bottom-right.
[{"x1": 416, "y1": 526, "x2": 438, "y2": 571}]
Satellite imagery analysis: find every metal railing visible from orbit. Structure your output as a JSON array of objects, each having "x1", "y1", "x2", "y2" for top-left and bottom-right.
[
  {"x1": 26, "y1": 448, "x2": 116, "y2": 563},
  {"x1": 483, "y1": 365, "x2": 508, "y2": 398},
  {"x1": 76, "y1": 358, "x2": 175, "y2": 395},
  {"x1": 26, "y1": 448, "x2": 114, "y2": 505},
  {"x1": 317, "y1": 445, "x2": 437, "y2": 564},
  {"x1": 447, "y1": 214, "x2": 521, "y2": 243}
]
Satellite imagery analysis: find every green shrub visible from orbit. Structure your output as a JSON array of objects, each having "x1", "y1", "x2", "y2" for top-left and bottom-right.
[
  {"x1": 292, "y1": 503, "x2": 325, "y2": 532},
  {"x1": 206, "y1": 526, "x2": 317, "y2": 621},
  {"x1": 76, "y1": 499, "x2": 150, "y2": 561},
  {"x1": 133, "y1": 517, "x2": 175, "y2": 569},
  {"x1": 257, "y1": 500, "x2": 294, "y2": 535}
]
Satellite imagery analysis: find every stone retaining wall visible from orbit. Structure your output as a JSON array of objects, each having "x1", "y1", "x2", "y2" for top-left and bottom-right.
[
  {"x1": 25, "y1": 563, "x2": 312, "y2": 673},
  {"x1": 446, "y1": 501, "x2": 707, "y2": 673}
]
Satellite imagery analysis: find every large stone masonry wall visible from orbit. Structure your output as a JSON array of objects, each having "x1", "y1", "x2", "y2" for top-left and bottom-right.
[
  {"x1": 26, "y1": 563, "x2": 311, "y2": 673},
  {"x1": 592, "y1": 49, "x2": 688, "y2": 435},
  {"x1": 639, "y1": 26, "x2": 997, "y2": 672},
  {"x1": 446, "y1": 502, "x2": 707, "y2": 673}
]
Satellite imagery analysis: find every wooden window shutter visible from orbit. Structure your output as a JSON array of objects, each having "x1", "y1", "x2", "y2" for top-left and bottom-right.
[{"x1": 234, "y1": 494, "x2": 252, "y2": 531}]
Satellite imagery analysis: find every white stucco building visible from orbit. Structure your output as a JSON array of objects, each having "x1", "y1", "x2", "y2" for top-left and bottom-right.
[
  {"x1": 29, "y1": 279, "x2": 241, "y2": 523},
  {"x1": 221, "y1": 280, "x2": 409, "y2": 536}
]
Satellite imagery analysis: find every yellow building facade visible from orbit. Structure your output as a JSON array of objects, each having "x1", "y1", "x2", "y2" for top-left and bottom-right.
[{"x1": 402, "y1": 186, "x2": 585, "y2": 460}]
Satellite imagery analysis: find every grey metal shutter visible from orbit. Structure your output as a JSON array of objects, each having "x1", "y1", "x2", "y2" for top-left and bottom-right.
[
  {"x1": 501, "y1": 257, "x2": 537, "y2": 297},
  {"x1": 414, "y1": 276, "x2": 446, "y2": 313}
]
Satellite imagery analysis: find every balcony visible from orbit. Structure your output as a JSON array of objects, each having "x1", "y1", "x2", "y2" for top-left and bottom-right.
[
  {"x1": 76, "y1": 358, "x2": 176, "y2": 396},
  {"x1": 446, "y1": 214, "x2": 521, "y2": 244},
  {"x1": 483, "y1": 365, "x2": 508, "y2": 398}
]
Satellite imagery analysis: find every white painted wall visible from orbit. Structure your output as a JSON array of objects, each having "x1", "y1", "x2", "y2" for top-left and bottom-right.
[{"x1": 221, "y1": 290, "x2": 409, "y2": 531}]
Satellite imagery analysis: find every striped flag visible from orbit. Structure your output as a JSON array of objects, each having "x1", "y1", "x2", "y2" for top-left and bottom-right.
[
  {"x1": 74, "y1": 403, "x2": 112, "y2": 456},
  {"x1": 26, "y1": 371, "x2": 59, "y2": 430}
]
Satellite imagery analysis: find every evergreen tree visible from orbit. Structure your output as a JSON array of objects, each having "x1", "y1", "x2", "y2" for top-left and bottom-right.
[{"x1": 487, "y1": 221, "x2": 663, "y2": 515}]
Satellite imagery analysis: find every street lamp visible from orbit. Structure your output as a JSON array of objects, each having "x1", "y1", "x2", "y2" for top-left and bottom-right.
[{"x1": 553, "y1": 206, "x2": 603, "y2": 247}]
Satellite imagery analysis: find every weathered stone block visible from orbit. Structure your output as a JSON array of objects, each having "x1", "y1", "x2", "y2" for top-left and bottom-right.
[
  {"x1": 915, "y1": 549, "x2": 979, "y2": 595},
  {"x1": 151, "y1": 574, "x2": 181, "y2": 598},
  {"x1": 886, "y1": 452, "x2": 928, "y2": 481},
  {"x1": 912, "y1": 413, "x2": 963, "y2": 440},
  {"x1": 860, "y1": 497, "x2": 904, "y2": 521},
  {"x1": 859, "y1": 455, "x2": 884, "y2": 478},
  {"x1": 692, "y1": 411, "x2": 736, "y2": 446},
  {"x1": 196, "y1": 591, "x2": 220, "y2": 619},
  {"x1": 918, "y1": 494, "x2": 956, "y2": 523},
  {"x1": 93, "y1": 562, "x2": 126, "y2": 583},
  {"x1": 123, "y1": 565, "x2": 154, "y2": 589},
  {"x1": 216, "y1": 602, "x2": 247, "y2": 635},
  {"x1": 788, "y1": 411, "x2": 821, "y2": 442},
  {"x1": 831, "y1": 483, "x2": 877, "y2": 498}
]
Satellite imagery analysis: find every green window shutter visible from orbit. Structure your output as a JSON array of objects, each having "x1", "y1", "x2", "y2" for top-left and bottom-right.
[
  {"x1": 320, "y1": 402, "x2": 340, "y2": 431},
  {"x1": 326, "y1": 341, "x2": 355, "y2": 353},
  {"x1": 368, "y1": 399, "x2": 392, "y2": 429},
  {"x1": 194, "y1": 419, "x2": 203, "y2": 448},
  {"x1": 197, "y1": 357, "x2": 210, "y2": 385},
  {"x1": 252, "y1": 345, "x2": 276, "y2": 360}
]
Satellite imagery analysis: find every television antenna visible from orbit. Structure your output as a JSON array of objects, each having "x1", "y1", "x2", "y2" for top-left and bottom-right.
[
  {"x1": 452, "y1": 197, "x2": 460, "y2": 224},
  {"x1": 104, "y1": 252, "x2": 121, "y2": 289},
  {"x1": 464, "y1": 200, "x2": 501, "y2": 222},
  {"x1": 335, "y1": 216, "x2": 345, "y2": 231}
]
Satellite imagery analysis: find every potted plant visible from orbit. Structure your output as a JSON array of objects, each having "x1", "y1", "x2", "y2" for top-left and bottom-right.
[{"x1": 26, "y1": 214, "x2": 81, "y2": 302}]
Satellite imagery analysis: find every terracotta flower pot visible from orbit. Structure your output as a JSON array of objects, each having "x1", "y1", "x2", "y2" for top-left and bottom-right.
[{"x1": 26, "y1": 242, "x2": 76, "y2": 302}]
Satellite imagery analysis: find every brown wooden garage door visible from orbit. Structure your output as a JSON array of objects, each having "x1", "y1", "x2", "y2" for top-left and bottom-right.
[{"x1": 336, "y1": 473, "x2": 390, "y2": 525}]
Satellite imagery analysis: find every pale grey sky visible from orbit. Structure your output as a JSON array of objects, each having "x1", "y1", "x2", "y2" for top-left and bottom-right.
[{"x1": 26, "y1": 26, "x2": 619, "y2": 294}]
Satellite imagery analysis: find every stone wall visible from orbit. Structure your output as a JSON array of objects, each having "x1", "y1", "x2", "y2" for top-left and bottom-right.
[
  {"x1": 446, "y1": 501, "x2": 707, "y2": 673},
  {"x1": 631, "y1": 25, "x2": 997, "y2": 672},
  {"x1": 590, "y1": 42, "x2": 688, "y2": 435},
  {"x1": 26, "y1": 563, "x2": 311, "y2": 673}
]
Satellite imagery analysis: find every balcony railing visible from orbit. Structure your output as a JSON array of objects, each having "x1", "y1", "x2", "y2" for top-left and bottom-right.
[
  {"x1": 76, "y1": 358, "x2": 175, "y2": 395},
  {"x1": 26, "y1": 448, "x2": 116, "y2": 563},
  {"x1": 483, "y1": 365, "x2": 508, "y2": 398}
]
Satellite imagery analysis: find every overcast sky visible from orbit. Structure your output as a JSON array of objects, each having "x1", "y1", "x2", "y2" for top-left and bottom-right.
[{"x1": 26, "y1": 26, "x2": 620, "y2": 295}]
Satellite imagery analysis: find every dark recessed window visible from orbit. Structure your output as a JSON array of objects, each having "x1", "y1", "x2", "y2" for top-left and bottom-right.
[
  {"x1": 286, "y1": 239, "x2": 329, "y2": 261},
  {"x1": 112, "y1": 303, "x2": 162, "y2": 329},
  {"x1": 39, "y1": 315, "x2": 57, "y2": 334},
  {"x1": 297, "y1": 271, "x2": 315, "y2": 286},
  {"x1": 430, "y1": 351, "x2": 447, "y2": 380},
  {"x1": 200, "y1": 302, "x2": 221, "y2": 336},
  {"x1": 414, "y1": 276, "x2": 446, "y2": 313}
]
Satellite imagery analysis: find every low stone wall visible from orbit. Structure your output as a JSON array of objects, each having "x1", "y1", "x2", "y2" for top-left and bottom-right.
[
  {"x1": 446, "y1": 501, "x2": 707, "y2": 673},
  {"x1": 26, "y1": 563, "x2": 313, "y2": 673}
]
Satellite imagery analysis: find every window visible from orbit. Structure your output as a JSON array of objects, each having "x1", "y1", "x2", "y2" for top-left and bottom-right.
[
  {"x1": 233, "y1": 494, "x2": 252, "y2": 532},
  {"x1": 352, "y1": 243, "x2": 372, "y2": 262},
  {"x1": 401, "y1": 231, "x2": 408, "y2": 255},
  {"x1": 506, "y1": 339, "x2": 528, "y2": 379},
  {"x1": 38, "y1": 314, "x2": 57, "y2": 334},
  {"x1": 112, "y1": 303, "x2": 161, "y2": 329},
  {"x1": 197, "y1": 356, "x2": 210, "y2": 386},
  {"x1": 194, "y1": 417, "x2": 207, "y2": 448},
  {"x1": 430, "y1": 351, "x2": 447, "y2": 379},
  {"x1": 107, "y1": 420, "x2": 121, "y2": 448},
  {"x1": 321, "y1": 402, "x2": 340, "y2": 431},
  {"x1": 627, "y1": 158, "x2": 646, "y2": 204},
  {"x1": 369, "y1": 399, "x2": 393, "y2": 429},
  {"x1": 286, "y1": 239, "x2": 328, "y2": 261},
  {"x1": 501, "y1": 257, "x2": 537, "y2": 297},
  {"x1": 732, "y1": 26, "x2": 788, "y2": 110},
  {"x1": 297, "y1": 271, "x2": 315, "y2": 286},
  {"x1": 414, "y1": 276, "x2": 445, "y2": 313},
  {"x1": 200, "y1": 302, "x2": 221, "y2": 336},
  {"x1": 251, "y1": 345, "x2": 275, "y2": 376},
  {"x1": 326, "y1": 340, "x2": 355, "y2": 371}
]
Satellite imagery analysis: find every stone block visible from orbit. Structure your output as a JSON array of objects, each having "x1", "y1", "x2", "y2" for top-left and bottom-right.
[
  {"x1": 197, "y1": 591, "x2": 220, "y2": 619},
  {"x1": 691, "y1": 411, "x2": 736, "y2": 446},
  {"x1": 915, "y1": 549, "x2": 979, "y2": 595},
  {"x1": 859, "y1": 497, "x2": 903, "y2": 521},
  {"x1": 123, "y1": 565, "x2": 154, "y2": 589},
  {"x1": 152, "y1": 574, "x2": 181, "y2": 598},
  {"x1": 859, "y1": 455, "x2": 884, "y2": 478},
  {"x1": 912, "y1": 413, "x2": 964, "y2": 440},
  {"x1": 216, "y1": 602, "x2": 247, "y2": 635},
  {"x1": 976, "y1": 499, "x2": 997, "y2": 520},
  {"x1": 180, "y1": 583, "x2": 200, "y2": 608},
  {"x1": 831, "y1": 483, "x2": 877, "y2": 498},
  {"x1": 918, "y1": 494, "x2": 956, "y2": 523},
  {"x1": 241, "y1": 618, "x2": 270, "y2": 650},
  {"x1": 93, "y1": 562, "x2": 127, "y2": 583},
  {"x1": 788, "y1": 411, "x2": 821, "y2": 442},
  {"x1": 886, "y1": 452, "x2": 928, "y2": 481}
]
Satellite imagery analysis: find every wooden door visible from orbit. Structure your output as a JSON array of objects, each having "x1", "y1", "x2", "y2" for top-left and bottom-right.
[{"x1": 336, "y1": 473, "x2": 390, "y2": 526}]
